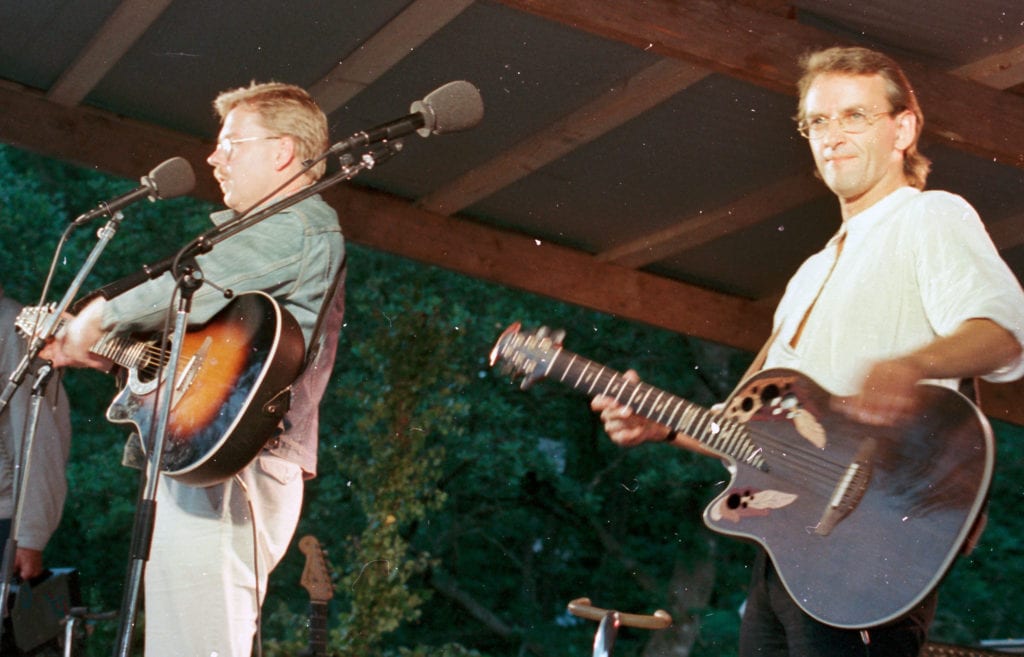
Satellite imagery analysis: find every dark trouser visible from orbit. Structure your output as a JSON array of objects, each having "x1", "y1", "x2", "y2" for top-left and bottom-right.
[{"x1": 738, "y1": 550, "x2": 937, "y2": 657}]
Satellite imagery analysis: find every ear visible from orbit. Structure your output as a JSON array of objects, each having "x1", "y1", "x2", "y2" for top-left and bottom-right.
[
  {"x1": 893, "y1": 110, "x2": 916, "y2": 152},
  {"x1": 274, "y1": 136, "x2": 298, "y2": 172}
]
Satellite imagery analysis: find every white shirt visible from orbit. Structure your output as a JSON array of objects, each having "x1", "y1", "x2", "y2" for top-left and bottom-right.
[{"x1": 765, "y1": 186, "x2": 1024, "y2": 395}]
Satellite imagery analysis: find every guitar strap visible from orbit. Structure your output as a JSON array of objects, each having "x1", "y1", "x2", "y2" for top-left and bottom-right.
[{"x1": 301, "y1": 252, "x2": 347, "y2": 374}]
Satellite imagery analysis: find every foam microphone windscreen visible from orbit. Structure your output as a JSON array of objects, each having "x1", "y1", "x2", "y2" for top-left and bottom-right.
[
  {"x1": 148, "y1": 156, "x2": 196, "y2": 200},
  {"x1": 411, "y1": 80, "x2": 484, "y2": 137}
]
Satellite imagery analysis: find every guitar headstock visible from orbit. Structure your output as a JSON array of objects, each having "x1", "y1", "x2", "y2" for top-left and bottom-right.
[
  {"x1": 489, "y1": 322, "x2": 566, "y2": 389},
  {"x1": 14, "y1": 303, "x2": 57, "y2": 341},
  {"x1": 299, "y1": 534, "x2": 334, "y2": 604}
]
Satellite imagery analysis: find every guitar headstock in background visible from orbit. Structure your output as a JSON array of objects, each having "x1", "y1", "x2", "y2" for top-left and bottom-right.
[{"x1": 299, "y1": 534, "x2": 333, "y2": 604}]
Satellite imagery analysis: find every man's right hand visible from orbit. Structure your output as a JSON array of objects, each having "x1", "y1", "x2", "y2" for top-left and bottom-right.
[{"x1": 39, "y1": 297, "x2": 115, "y2": 371}]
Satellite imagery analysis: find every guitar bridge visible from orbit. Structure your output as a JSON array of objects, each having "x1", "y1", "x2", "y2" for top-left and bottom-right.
[
  {"x1": 172, "y1": 337, "x2": 212, "y2": 408},
  {"x1": 815, "y1": 438, "x2": 875, "y2": 536}
]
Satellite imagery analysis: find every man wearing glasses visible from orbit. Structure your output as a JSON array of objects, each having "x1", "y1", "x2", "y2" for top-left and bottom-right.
[
  {"x1": 43, "y1": 82, "x2": 346, "y2": 657},
  {"x1": 594, "y1": 46, "x2": 1024, "y2": 656}
]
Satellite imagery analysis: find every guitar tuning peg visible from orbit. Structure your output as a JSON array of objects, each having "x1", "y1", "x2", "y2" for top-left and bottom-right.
[{"x1": 551, "y1": 329, "x2": 566, "y2": 344}]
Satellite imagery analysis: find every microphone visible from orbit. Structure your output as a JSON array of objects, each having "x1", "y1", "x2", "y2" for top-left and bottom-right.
[
  {"x1": 328, "y1": 80, "x2": 483, "y2": 155},
  {"x1": 72, "y1": 156, "x2": 196, "y2": 226}
]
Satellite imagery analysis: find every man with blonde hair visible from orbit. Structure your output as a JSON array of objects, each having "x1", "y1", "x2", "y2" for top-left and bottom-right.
[
  {"x1": 594, "y1": 46, "x2": 1024, "y2": 656},
  {"x1": 43, "y1": 81, "x2": 346, "y2": 656}
]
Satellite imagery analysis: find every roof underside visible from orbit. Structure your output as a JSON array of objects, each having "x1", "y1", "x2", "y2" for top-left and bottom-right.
[{"x1": 1, "y1": 0, "x2": 1023, "y2": 420}]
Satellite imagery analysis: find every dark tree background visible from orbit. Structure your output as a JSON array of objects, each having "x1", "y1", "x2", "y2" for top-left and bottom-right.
[{"x1": 2, "y1": 143, "x2": 1023, "y2": 656}]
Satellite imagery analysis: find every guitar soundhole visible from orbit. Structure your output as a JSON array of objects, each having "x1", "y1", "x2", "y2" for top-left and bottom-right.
[
  {"x1": 760, "y1": 384, "x2": 781, "y2": 404},
  {"x1": 726, "y1": 490, "x2": 753, "y2": 510}
]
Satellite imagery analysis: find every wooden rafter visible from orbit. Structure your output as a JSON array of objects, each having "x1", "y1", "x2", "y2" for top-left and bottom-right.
[
  {"x1": 308, "y1": 0, "x2": 474, "y2": 114},
  {"x1": 47, "y1": 0, "x2": 174, "y2": 107},
  {"x1": 418, "y1": 58, "x2": 710, "y2": 215},
  {"x1": 493, "y1": 0, "x2": 1024, "y2": 169}
]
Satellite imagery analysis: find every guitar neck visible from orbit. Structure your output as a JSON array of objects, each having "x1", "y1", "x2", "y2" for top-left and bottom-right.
[
  {"x1": 91, "y1": 331, "x2": 161, "y2": 373},
  {"x1": 19, "y1": 306, "x2": 154, "y2": 373},
  {"x1": 307, "y1": 601, "x2": 328, "y2": 657},
  {"x1": 543, "y1": 347, "x2": 763, "y2": 466}
]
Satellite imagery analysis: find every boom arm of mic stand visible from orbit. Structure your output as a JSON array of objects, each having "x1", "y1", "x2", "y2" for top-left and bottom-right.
[
  {"x1": 197, "y1": 140, "x2": 402, "y2": 249},
  {"x1": 94, "y1": 141, "x2": 402, "y2": 301}
]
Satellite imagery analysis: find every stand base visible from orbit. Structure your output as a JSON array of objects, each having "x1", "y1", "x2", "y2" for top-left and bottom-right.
[{"x1": 3, "y1": 568, "x2": 80, "y2": 654}]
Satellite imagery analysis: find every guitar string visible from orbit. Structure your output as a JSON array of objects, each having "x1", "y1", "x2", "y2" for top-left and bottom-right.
[
  {"x1": 561, "y1": 359, "x2": 852, "y2": 498},
  {"x1": 667, "y1": 402, "x2": 852, "y2": 497},
  {"x1": 584, "y1": 365, "x2": 853, "y2": 487}
]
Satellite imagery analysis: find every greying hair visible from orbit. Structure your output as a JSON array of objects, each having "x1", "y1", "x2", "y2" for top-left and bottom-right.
[{"x1": 214, "y1": 82, "x2": 329, "y2": 180}]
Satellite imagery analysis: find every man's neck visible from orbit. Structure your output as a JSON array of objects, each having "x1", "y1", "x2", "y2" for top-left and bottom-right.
[{"x1": 840, "y1": 177, "x2": 909, "y2": 222}]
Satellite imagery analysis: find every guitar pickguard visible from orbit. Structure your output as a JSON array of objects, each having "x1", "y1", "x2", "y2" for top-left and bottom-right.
[
  {"x1": 723, "y1": 372, "x2": 827, "y2": 448},
  {"x1": 709, "y1": 487, "x2": 798, "y2": 523}
]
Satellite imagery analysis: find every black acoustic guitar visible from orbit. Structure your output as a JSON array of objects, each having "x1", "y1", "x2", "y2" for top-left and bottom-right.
[
  {"x1": 299, "y1": 535, "x2": 333, "y2": 657},
  {"x1": 17, "y1": 291, "x2": 305, "y2": 486},
  {"x1": 490, "y1": 323, "x2": 993, "y2": 630}
]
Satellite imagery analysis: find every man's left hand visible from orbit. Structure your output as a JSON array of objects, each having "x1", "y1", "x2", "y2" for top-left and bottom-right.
[{"x1": 13, "y1": 547, "x2": 44, "y2": 581}]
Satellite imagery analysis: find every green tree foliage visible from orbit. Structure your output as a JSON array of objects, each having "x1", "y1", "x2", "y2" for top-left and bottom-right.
[{"x1": 2, "y1": 143, "x2": 1024, "y2": 657}]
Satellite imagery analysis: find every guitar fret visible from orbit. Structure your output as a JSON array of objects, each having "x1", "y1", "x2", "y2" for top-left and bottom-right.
[
  {"x1": 636, "y1": 385, "x2": 655, "y2": 416},
  {"x1": 559, "y1": 353, "x2": 578, "y2": 384},
  {"x1": 582, "y1": 358, "x2": 605, "y2": 394},
  {"x1": 573, "y1": 360, "x2": 592, "y2": 389},
  {"x1": 600, "y1": 371, "x2": 618, "y2": 397},
  {"x1": 718, "y1": 420, "x2": 741, "y2": 453},
  {"x1": 649, "y1": 391, "x2": 668, "y2": 423},
  {"x1": 691, "y1": 409, "x2": 710, "y2": 439},
  {"x1": 622, "y1": 381, "x2": 640, "y2": 406},
  {"x1": 589, "y1": 366, "x2": 610, "y2": 394},
  {"x1": 664, "y1": 399, "x2": 685, "y2": 431},
  {"x1": 678, "y1": 404, "x2": 702, "y2": 436}
]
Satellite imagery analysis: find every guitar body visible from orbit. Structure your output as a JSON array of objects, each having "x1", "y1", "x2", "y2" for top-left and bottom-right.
[
  {"x1": 105, "y1": 291, "x2": 306, "y2": 487},
  {"x1": 489, "y1": 324, "x2": 995, "y2": 629},
  {"x1": 704, "y1": 369, "x2": 993, "y2": 628}
]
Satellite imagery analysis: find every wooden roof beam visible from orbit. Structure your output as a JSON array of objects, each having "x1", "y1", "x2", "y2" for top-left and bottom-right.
[
  {"x1": 47, "y1": 0, "x2": 174, "y2": 107},
  {"x1": 494, "y1": 0, "x2": 1024, "y2": 169},
  {"x1": 418, "y1": 58, "x2": 710, "y2": 216},
  {"x1": 308, "y1": 0, "x2": 474, "y2": 114}
]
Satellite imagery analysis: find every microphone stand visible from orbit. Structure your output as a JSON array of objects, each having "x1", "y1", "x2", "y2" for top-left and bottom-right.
[
  {"x1": 0, "y1": 212, "x2": 125, "y2": 648},
  {"x1": 112, "y1": 264, "x2": 203, "y2": 657},
  {"x1": 0, "y1": 212, "x2": 127, "y2": 416},
  {"x1": 111, "y1": 140, "x2": 401, "y2": 657},
  {"x1": 0, "y1": 363, "x2": 55, "y2": 634}
]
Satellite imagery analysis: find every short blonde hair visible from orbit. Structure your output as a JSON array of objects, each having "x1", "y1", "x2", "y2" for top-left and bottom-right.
[
  {"x1": 796, "y1": 47, "x2": 931, "y2": 189},
  {"x1": 214, "y1": 82, "x2": 329, "y2": 180}
]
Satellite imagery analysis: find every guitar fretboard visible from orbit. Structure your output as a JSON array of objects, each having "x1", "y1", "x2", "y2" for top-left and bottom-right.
[
  {"x1": 546, "y1": 348, "x2": 766, "y2": 470},
  {"x1": 307, "y1": 602, "x2": 328, "y2": 656}
]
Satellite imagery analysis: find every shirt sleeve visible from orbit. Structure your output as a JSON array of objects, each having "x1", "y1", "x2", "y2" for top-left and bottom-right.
[
  {"x1": 101, "y1": 208, "x2": 305, "y2": 334},
  {"x1": 912, "y1": 192, "x2": 1024, "y2": 382},
  {"x1": 15, "y1": 373, "x2": 72, "y2": 550}
]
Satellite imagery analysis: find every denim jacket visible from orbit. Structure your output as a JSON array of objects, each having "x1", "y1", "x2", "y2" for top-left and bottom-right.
[{"x1": 102, "y1": 193, "x2": 345, "y2": 477}]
